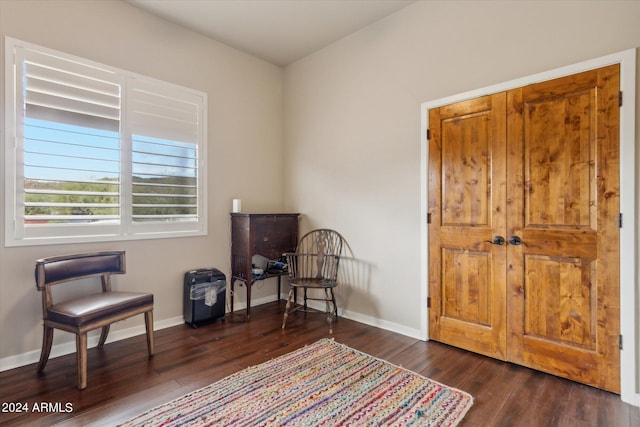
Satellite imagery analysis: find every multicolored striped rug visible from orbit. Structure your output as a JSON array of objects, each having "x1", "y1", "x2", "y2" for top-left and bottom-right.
[{"x1": 119, "y1": 339, "x2": 473, "y2": 426}]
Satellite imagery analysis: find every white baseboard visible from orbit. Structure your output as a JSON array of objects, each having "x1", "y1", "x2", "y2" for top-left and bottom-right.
[
  {"x1": 340, "y1": 308, "x2": 423, "y2": 340},
  {"x1": 0, "y1": 294, "x2": 282, "y2": 373},
  {"x1": 300, "y1": 299, "x2": 423, "y2": 340},
  {"x1": 232, "y1": 295, "x2": 280, "y2": 312},
  {"x1": 622, "y1": 392, "x2": 640, "y2": 407},
  {"x1": 1, "y1": 295, "x2": 420, "y2": 372},
  {"x1": 0, "y1": 316, "x2": 185, "y2": 372}
]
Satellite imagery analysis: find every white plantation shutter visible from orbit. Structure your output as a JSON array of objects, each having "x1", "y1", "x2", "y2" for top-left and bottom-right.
[
  {"x1": 5, "y1": 37, "x2": 207, "y2": 246},
  {"x1": 18, "y1": 44, "x2": 122, "y2": 239},
  {"x1": 127, "y1": 78, "x2": 203, "y2": 227},
  {"x1": 24, "y1": 49, "x2": 120, "y2": 131},
  {"x1": 128, "y1": 79, "x2": 200, "y2": 143}
]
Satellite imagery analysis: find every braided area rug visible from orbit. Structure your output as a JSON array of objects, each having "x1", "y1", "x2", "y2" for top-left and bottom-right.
[{"x1": 119, "y1": 338, "x2": 473, "y2": 426}]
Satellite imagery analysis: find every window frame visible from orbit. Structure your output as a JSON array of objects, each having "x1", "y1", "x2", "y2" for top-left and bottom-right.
[{"x1": 4, "y1": 37, "x2": 208, "y2": 247}]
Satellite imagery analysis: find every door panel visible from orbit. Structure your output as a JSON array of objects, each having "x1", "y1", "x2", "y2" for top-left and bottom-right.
[
  {"x1": 523, "y1": 255, "x2": 595, "y2": 349},
  {"x1": 523, "y1": 90, "x2": 595, "y2": 228},
  {"x1": 429, "y1": 64, "x2": 620, "y2": 392},
  {"x1": 428, "y1": 93, "x2": 507, "y2": 360},
  {"x1": 507, "y1": 65, "x2": 620, "y2": 392},
  {"x1": 442, "y1": 249, "x2": 491, "y2": 326}
]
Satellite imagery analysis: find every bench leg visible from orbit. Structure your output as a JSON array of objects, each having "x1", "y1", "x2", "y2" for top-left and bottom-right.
[
  {"x1": 145, "y1": 310, "x2": 155, "y2": 356},
  {"x1": 37, "y1": 325, "x2": 54, "y2": 373},
  {"x1": 76, "y1": 333, "x2": 88, "y2": 390},
  {"x1": 97, "y1": 325, "x2": 110, "y2": 348}
]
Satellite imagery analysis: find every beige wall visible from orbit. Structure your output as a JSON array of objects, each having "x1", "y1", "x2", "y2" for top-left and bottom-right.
[
  {"x1": 0, "y1": 0, "x2": 285, "y2": 364},
  {"x1": 3, "y1": 0, "x2": 640, "y2": 384},
  {"x1": 283, "y1": 1, "x2": 640, "y2": 334}
]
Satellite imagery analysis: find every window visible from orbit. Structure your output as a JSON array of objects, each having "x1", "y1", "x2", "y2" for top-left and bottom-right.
[{"x1": 4, "y1": 37, "x2": 207, "y2": 246}]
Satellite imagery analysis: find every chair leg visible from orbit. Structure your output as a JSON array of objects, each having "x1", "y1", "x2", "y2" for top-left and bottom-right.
[
  {"x1": 97, "y1": 325, "x2": 110, "y2": 348},
  {"x1": 37, "y1": 325, "x2": 54, "y2": 374},
  {"x1": 325, "y1": 289, "x2": 333, "y2": 334},
  {"x1": 76, "y1": 333, "x2": 88, "y2": 390},
  {"x1": 282, "y1": 288, "x2": 294, "y2": 329},
  {"x1": 145, "y1": 310, "x2": 155, "y2": 356},
  {"x1": 330, "y1": 288, "x2": 338, "y2": 318}
]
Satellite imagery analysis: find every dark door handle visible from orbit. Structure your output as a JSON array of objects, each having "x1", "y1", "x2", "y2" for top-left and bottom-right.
[
  {"x1": 484, "y1": 236, "x2": 505, "y2": 245},
  {"x1": 508, "y1": 236, "x2": 522, "y2": 246}
]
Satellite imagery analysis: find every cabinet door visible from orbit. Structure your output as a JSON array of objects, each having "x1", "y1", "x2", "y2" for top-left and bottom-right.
[{"x1": 253, "y1": 215, "x2": 299, "y2": 260}]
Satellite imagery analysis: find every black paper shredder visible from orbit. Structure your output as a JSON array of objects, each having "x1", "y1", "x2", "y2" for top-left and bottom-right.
[{"x1": 183, "y1": 268, "x2": 226, "y2": 327}]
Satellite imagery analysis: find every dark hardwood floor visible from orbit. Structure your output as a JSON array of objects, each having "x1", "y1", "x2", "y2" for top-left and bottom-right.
[{"x1": 1, "y1": 301, "x2": 638, "y2": 426}]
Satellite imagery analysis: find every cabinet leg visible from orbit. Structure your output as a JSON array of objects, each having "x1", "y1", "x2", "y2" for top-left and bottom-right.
[
  {"x1": 230, "y1": 279, "x2": 235, "y2": 313},
  {"x1": 246, "y1": 280, "x2": 251, "y2": 320}
]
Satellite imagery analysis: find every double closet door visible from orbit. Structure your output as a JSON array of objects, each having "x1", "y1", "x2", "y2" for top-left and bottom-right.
[{"x1": 428, "y1": 65, "x2": 620, "y2": 392}]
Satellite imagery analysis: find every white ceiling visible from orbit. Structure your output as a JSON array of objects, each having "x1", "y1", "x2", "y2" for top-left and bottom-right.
[{"x1": 126, "y1": 0, "x2": 414, "y2": 66}]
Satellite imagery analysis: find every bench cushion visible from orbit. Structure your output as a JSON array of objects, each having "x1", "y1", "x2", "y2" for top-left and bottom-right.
[{"x1": 47, "y1": 292, "x2": 153, "y2": 327}]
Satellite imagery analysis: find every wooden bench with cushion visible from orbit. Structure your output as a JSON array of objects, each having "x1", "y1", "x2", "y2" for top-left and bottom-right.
[{"x1": 35, "y1": 251, "x2": 154, "y2": 389}]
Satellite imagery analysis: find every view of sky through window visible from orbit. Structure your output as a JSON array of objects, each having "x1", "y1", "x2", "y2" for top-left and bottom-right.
[
  {"x1": 22, "y1": 118, "x2": 198, "y2": 224},
  {"x1": 24, "y1": 118, "x2": 120, "y2": 182}
]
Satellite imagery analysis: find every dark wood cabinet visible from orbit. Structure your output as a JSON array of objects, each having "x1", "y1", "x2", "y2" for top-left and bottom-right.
[{"x1": 230, "y1": 213, "x2": 300, "y2": 320}]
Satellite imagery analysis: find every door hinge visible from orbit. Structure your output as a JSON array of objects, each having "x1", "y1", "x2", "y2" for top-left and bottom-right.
[
  {"x1": 619, "y1": 213, "x2": 623, "y2": 228},
  {"x1": 427, "y1": 213, "x2": 432, "y2": 224},
  {"x1": 426, "y1": 129, "x2": 431, "y2": 140},
  {"x1": 619, "y1": 91, "x2": 623, "y2": 107},
  {"x1": 619, "y1": 334, "x2": 623, "y2": 350},
  {"x1": 427, "y1": 297, "x2": 431, "y2": 308}
]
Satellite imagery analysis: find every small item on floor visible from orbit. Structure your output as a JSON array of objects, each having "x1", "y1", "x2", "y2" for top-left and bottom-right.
[{"x1": 183, "y1": 268, "x2": 226, "y2": 327}]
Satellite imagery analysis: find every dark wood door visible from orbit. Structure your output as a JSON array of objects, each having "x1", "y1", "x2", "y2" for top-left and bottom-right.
[{"x1": 428, "y1": 65, "x2": 620, "y2": 392}]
